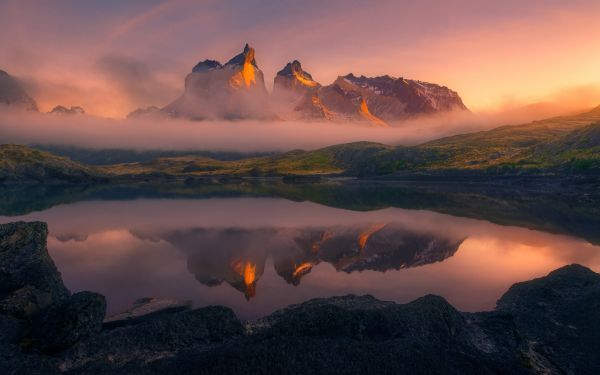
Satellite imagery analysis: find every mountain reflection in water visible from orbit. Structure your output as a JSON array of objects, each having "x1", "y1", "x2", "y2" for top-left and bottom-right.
[
  {"x1": 155, "y1": 224, "x2": 464, "y2": 299},
  {"x1": 1, "y1": 198, "x2": 599, "y2": 319}
]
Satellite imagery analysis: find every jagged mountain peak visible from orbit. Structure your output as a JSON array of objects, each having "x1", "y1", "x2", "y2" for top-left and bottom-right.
[
  {"x1": 192, "y1": 59, "x2": 223, "y2": 73},
  {"x1": 276, "y1": 60, "x2": 319, "y2": 88},
  {"x1": 225, "y1": 43, "x2": 258, "y2": 68},
  {"x1": 163, "y1": 43, "x2": 269, "y2": 119},
  {"x1": 163, "y1": 43, "x2": 467, "y2": 122}
]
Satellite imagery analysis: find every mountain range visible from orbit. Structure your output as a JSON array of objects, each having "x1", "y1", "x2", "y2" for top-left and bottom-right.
[
  {"x1": 156, "y1": 44, "x2": 467, "y2": 124},
  {"x1": 158, "y1": 224, "x2": 462, "y2": 299},
  {"x1": 0, "y1": 43, "x2": 468, "y2": 124}
]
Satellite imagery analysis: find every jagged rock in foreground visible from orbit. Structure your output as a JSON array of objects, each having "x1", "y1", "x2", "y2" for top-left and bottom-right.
[
  {"x1": 0, "y1": 221, "x2": 69, "y2": 318},
  {"x1": 31, "y1": 291, "x2": 106, "y2": 354},
  {"x1": 1, "y1": 221, "x2": 599, "y2": 374},
  {"x1": 0, "y1": 70, "x2": 38, "y2": 111}
]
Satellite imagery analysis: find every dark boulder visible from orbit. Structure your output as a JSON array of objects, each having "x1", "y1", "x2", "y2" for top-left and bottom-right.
[
  {"x1": 31, "y1": 292, "x2": 106, "y2": 354},
  {"x1": 0, "y1": 222, "x2": 69, "y2": 318},
  {"x1": 497, "y1": 264, "x2": 600, "y2": 374},
  {"x1": 60, "y1": 306, "x2": 243, "y2": 373},
  {"x1": 152, "y1": 295, "x2": 528, "y2": 375}
]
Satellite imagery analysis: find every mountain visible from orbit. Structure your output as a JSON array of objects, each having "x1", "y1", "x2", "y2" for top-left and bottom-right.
[
  {"x1": 159, "y1": 44, "x2": 466, "y2": 123},
  {"x1": 0, "y1": 70, "x2": 38, "y2": 111},
  {"x1": 163, "y1": 44, "x2": 270, "y2": 120},
  {"x1": 272, "y1": 60, "x2": 467, "y2": 125},
  {"x1": 309, "y1": 74, "x2": 468, "y2": 124},
  {"x1": 48, "y1": 105, "x2": 85, "y2": 115}
]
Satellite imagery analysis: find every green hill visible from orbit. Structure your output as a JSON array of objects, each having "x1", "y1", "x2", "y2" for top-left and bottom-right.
[{"x1": 0, "y1": 144, "x2": 101, "y2": 184}]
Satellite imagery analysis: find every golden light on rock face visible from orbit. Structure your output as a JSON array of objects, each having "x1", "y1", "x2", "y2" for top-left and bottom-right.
[
  {"x1": 359, "y1": 98, "x2": 389, "y2": 127},
  {"x1": 242, "y1": 47, "x2": 257, "y2": 87},
  {"x1": 358, "y1": 223, "x2": 387, "y2": 251},
  {"x1": 293, "y1": 70, "x2": 318, "y2": 87}
]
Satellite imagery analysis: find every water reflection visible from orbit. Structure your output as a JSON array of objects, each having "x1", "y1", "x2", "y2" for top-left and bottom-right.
[
  {"x1": 155, "y1": 224, "x2": 464, "y2": 299},
  {"x1": 1, "y1": 198, "x2": 599, "y2": 319}
]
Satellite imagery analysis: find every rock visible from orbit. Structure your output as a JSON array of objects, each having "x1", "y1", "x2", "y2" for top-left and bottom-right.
[
  {"x1": 103, "y1": 298, "x2": 192, "y2": 328},
  {"x1": 0, "y1": 221, "x2": 69, "y2": 318},
  {"x1": 0, "y1": 70, "x2": 38, "y2": 111},
  {"x1": 155, "y1": 295, "x2": 527, "y2": 375},
  {"x1": 60, "y1": 306, "x2": 244, "y2": 373},
  {"x1": 496, "y1": 264, "x2": 600, "y2": 374},
  {"x1": 31, "y1": 292, "x2": 106, "y2": 354}
]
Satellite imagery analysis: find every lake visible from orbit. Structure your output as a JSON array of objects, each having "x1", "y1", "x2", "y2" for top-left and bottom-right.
[{"x1": 1, "y1": 182, "x2": 599, "y2": 319}]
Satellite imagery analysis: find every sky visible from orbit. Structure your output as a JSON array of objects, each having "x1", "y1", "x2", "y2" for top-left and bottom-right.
[{"x1": 1, "y1": 0, "x2": 600, "y2": 118}]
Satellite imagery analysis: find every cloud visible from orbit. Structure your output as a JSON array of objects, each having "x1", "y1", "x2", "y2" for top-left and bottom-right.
[{"x1": 95, "y1": 54, "x2": 179, "y2": 109}]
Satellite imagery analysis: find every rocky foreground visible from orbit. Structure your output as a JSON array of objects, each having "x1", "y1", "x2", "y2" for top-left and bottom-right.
[{"x1": 1, "y1": 222, "x2": 599, "y2": 374}]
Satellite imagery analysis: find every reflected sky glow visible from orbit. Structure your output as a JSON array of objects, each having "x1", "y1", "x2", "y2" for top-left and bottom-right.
[{"x1": 1, "y1": 198, "x2": 598, "y2": 319}]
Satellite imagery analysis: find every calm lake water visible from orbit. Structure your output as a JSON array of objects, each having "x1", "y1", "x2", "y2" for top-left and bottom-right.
[{"x1": 1, "y1": 194, "x2": 599, "y2": 319}]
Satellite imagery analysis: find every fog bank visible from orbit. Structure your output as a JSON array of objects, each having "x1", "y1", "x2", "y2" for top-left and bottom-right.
[{"x1": 0, "y1": 106, "x2": 594, "y2": 152}]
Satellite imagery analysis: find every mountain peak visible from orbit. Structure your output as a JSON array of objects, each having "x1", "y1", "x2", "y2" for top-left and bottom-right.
[
  {"x1": 275, "y1": 60, "x2": 319, "y2": 91},
  {"x1": 225, "y1": 43, "x2": 258, "y2": 68},
  {"x1": 192, "y1": 59, "x2": 222, "y2": 73}
]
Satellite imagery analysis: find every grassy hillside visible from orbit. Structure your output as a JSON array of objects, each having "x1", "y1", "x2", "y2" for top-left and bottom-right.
[
  {"x1": 100, "y1": 106, "x2": 600, "y2": 177},
  {"x1": 0, "y1": 144, "x2": 101, "y2": 183},
  {"x1": 530, "y1": 122, "x2": 600, "y2": 171}
]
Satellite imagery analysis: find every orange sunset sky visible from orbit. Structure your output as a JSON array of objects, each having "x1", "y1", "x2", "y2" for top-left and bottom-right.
[{"x1": 1, "y1": 0, "x2": 600, "y2": 118}]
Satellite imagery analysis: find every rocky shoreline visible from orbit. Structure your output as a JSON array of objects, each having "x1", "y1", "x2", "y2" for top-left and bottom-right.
[{"x1": 1, "y1": 221, "x2": 599, "y2": 374}]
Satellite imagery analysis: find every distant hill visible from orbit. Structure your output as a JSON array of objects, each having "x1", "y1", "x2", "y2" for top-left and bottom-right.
[{"x1": 0, "y1": 145, "x2": 100, "y2": 184}]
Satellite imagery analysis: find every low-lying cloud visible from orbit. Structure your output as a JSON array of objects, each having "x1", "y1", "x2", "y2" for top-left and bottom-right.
[{"x1": 1, "y1": 104, "x2": 595, "y2": 153}]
